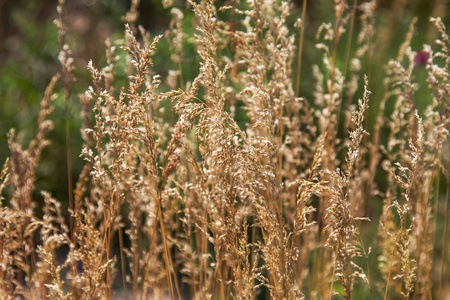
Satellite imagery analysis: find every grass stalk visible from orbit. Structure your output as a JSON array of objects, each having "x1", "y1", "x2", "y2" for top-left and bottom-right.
[
  {"x1": 439, "y1": 178, "x2": 449, "y2": 297},
  {"x1": 118, "y1": 226, "x2": 127, "y2": 300},
  {"x1": 294, "y1": 0, "x2": 307, "y2": 97}
]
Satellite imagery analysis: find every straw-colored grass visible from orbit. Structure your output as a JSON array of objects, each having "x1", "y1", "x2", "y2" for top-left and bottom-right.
[{"x1": 1, "y1": 0, "x2": 449, "y2": 299}]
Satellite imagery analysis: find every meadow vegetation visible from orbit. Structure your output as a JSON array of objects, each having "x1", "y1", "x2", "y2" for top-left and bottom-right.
[{"x1": 0, "y1": 0, "x2": 449, "y2": 299}]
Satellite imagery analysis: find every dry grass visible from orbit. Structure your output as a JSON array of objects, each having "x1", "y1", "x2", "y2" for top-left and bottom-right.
[{"x1": 1, "y1": 0, "x2": 449, "y2": 299}]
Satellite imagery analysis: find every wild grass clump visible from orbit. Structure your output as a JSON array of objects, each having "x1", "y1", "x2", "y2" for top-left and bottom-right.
[{"x1": 0, "y1": 0, "x2": 449, "y2": 299}]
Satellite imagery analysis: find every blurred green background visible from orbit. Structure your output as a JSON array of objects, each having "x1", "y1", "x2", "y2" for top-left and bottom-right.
[{"x1": 0, "y1": 0, "x2": 172, "y2": 203}]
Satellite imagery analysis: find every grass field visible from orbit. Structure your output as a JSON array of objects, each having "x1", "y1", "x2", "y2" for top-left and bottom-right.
[{"x1": 0, "y1": 0, "x2": 449, "y2": 299}]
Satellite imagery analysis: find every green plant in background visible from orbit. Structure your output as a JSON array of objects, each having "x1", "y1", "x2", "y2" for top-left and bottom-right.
[{"x1": 0, "y1": 0, "x2": 449, "y2": 299}]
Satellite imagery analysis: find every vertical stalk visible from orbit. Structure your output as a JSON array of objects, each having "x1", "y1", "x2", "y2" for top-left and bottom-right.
[
  {"x1": 439, "y1": 179, "x2": 449, "y2": 297},
  {"x1": 118, "y1": 226, "x2": 127, "y2": 300},
  {"x1": 57, "y1": 0, "x2": 74, "y2": 240},
  {"x1": 64, "y1": 83, "x2": 74, "y2": 239},
  {"x1": 295, "y1": 0, "x2": 307, "y2": 97}
]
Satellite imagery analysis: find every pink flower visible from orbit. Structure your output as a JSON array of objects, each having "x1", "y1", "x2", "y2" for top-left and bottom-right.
[{"x1": 414, "y1": 50, "x2": 430, "y2": 66}]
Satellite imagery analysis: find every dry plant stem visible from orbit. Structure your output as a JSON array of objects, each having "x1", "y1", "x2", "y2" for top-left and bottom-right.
[
  {"x1": 156, "y1": 183, "x2": 181, "y2": 300},
  {"x1": 327, "y1": 9, "x2": 342, "y2": 104},
  {"x1": 343, "y1": 0, "x2": 358, "y2": 81},
  {"x1": 103, "y1": 127, "x2": 131, "y2": 299},
  {"x1": 158, "y1": 201, "x2": 175, "y2": 300},
  {"x1": 64, "y1": 82, "x2": 74, "y2": 238},
  {"x1": 160, "y1": 168, "x2": 182, "y2": 299},
  {"x1": 140, "y1": 203, "x2": 161, "y2": 300},
  {"x1": 439, "y1": 180, "x2": 449, "y2": 297},
  {"x1": 319, "y1": 5, "x2": 345, "y2": 295},
  {"x1": 431, "y1": 152, "x2": 441, "y2": 266},
  {"x1": 259, "y1": 227, "x2": 281, "y2": 299},
  {"x1": 337, "y1": 0, "x2": 358, "y2": 130},
  {"x1": 131, "y1": 207, "x2": 140, "y2": 300},
  {"x1": 321, "y1": 2, "x2": 345, "y2": 237},
  {"x1": 118, "y1": 226, "x2": 127, "y2": 300},
  {"x1": 64, "y1": 75, "x2": 74, "y2": 239},
  {"x1": 140, "y1": 173, "x2": 181, "y2": 300},
  {"x1": 56, "y1": 0, "x2": 74, "y2": 241},
  {"x1": 384, "y1": 245, "x2": 397, "y2": 300},
  {"x1": 99, "y1": 211, "x2": 112, "y2": 300},
  {"x1": 107, "y1": 221, "x2": 112, "y2": 300},
  {"x1": 114, "y1": 124, "x2": 129, "y2": 300},
  {"x1": 295, "y1": 0, "x2": 307, "y2": 97},
  {"x1": 219, "y1": 244, "x2": 227, "y2": 298},
  {"x1": 201, "y1": 209, "x2": 208, "y2": 296}
]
